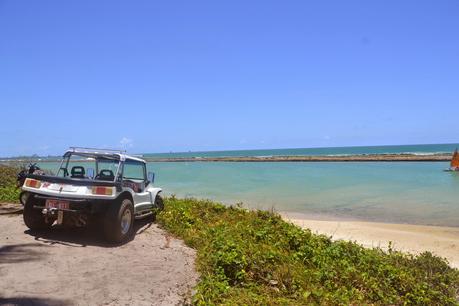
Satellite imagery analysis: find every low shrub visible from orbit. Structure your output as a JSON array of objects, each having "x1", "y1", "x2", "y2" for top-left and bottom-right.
[
  {"x1": 0, "y1": 165, "x2": 20, "y2": 203},
  {"x1": 157, "y1": 197, "x2": 459, "y2": 305}
]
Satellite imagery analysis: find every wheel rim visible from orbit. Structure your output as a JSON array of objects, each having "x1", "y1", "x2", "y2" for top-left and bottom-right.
[{"x1": 120, "y1": 208, "x2": 132, "y2": 235}]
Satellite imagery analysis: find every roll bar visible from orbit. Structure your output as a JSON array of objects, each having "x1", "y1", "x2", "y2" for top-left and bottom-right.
[{"x1": 69, "y1": 147, "x2": 127, "y2": 154}]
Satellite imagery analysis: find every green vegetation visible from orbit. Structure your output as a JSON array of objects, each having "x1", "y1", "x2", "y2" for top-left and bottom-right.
[
  {"x1": 158, "y1": 197, "x2": 459, "y2": 305},
  {"x1": 0, "y1": 165, "x2": 20, "y2": 203},
  {"x1": 0, "y1": 164, "x2": 458, "y2": 304}
]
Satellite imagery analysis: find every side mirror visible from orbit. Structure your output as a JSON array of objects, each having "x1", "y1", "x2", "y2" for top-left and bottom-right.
[
  {"x1": 87, "y1": 168, "x2": 95, "y2": 179},
  {"x1": 147, "y1": 172, "x2": 155, "y2": 184}
]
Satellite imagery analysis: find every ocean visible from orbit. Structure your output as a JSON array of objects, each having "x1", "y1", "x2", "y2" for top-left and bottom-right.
[
  {"x1": 35, "y1": 144, "x2": 459, "y2": 227},
  {"x1": 143, "y1": 143, "x2": 458, "y2": 158}
]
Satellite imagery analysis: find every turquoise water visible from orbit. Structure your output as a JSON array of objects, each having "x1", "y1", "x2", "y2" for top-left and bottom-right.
[
  {"x1": 35, "y1": 160, "x2": 459, "y2": 227},
  {"x1": 144, "y1": 162, "x2": 459, "y2": 227},
  {"x1": 30, "y1": 144, "x2": 459, "y2": 227},
  {"x1": 141, "y1": 144, "x2": 459, "y2": 227},
  {"x1": 144, "y1": 143, "x2": 459, "y2": 158}
]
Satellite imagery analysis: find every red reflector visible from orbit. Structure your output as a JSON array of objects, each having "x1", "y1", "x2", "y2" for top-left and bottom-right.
[
  {"x1": 25, "y1": 178, "x2": 41, "y2": 188},
  {"x1": 92, "y1": 186, "x2": 113, "y2": 195},
  {"x1": 96, "y1": 187, "x2": 105, "y2": 194}
]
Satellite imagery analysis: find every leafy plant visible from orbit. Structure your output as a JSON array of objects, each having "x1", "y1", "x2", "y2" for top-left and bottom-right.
[
  {"x1": 0, "y1": 165, "x2": 20, "y2": 203},
  {"x1": 158, "y1": 197, "x2": 459, "y2": 305}
]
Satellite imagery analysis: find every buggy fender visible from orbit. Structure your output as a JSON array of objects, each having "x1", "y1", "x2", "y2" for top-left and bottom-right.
[
  {"x1": 147, "y1": 187, "x2": 162, "y2": 200},
  {"x1": 117, "y1": 190, "x2": 134, "y2": 202}
]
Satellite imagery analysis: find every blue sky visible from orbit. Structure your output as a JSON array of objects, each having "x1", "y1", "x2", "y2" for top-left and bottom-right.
[{"x1": 1, "y1": 0, "x2": 458, "y2": 156}]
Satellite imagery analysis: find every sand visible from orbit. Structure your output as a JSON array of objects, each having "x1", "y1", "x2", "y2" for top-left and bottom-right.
[
  {"x1": 282, "y1": 212, "x2": 459, "y2": 268},
  {"x1": 1, "y1": 202, "x2": 457, "y2": 306},
  {"x1": 0, "y1": 211, "x2": 198, "y2": 306}
]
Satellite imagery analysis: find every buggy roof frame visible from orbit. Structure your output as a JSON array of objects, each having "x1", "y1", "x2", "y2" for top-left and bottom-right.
[{"x1": 64, "y1": 147, "x2": 146, "y2": 163}]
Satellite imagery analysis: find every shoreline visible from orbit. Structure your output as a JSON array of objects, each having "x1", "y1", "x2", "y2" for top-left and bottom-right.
[
  {"x1": 1, "y1": 153, "x2": 452, "y2": 163},
  {"x1": 146, "y1": 153, "x2": 452, "y2": 162},
  {"x1": 281, "y1": 211, "x2": 459, "y2": 268}
]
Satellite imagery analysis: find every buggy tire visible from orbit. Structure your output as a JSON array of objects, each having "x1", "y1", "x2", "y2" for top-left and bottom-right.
[
  {"x1": 19, "y1": 191, "x2": 29, "y2": 206},
  {"x1": 23, "y1": 196, "x2": 52, "y2": 230},
  {"x1": 154, "y1": 194, "x2": 164, "y2": 211},
  {"x1": 104, "y1": 197, "x2": 134, "y2": 243}
]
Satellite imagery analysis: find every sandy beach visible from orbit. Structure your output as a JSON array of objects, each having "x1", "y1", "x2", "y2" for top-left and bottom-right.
[{"x1": 281, "y1": 212, "x2": 459, "y2": 269}]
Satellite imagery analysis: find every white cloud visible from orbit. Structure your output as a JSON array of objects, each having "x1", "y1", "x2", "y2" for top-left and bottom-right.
[{"x1": 119, "y1": 137, "x2": 133, "y2": 148}]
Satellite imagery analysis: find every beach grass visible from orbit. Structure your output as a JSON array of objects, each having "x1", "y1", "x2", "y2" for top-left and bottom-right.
[
  {"x1": 157, "y1": 196, "x2": 459, "y2": 305},
  {"x1": 0, "y1": 165, "x2": 20, "y2": 203}
]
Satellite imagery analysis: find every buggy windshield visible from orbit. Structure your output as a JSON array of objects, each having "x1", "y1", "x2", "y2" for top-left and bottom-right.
[{"x1": 57, "y1": 153, "x2": 121, "y2": 182}]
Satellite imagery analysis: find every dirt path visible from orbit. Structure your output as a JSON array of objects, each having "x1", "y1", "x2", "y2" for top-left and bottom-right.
[{"x1": 0, "y1": 210, "x2": 198, "y2": 306}]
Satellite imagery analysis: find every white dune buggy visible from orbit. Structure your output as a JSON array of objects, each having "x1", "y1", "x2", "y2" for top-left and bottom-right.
[{"x1": 21, "y1": 147, "x2": 163, "y2": 242}]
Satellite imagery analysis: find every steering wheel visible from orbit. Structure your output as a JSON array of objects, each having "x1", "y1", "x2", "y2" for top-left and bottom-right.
[{"x1": 100, "y1": 170, "x2": 114, "y2": 177}]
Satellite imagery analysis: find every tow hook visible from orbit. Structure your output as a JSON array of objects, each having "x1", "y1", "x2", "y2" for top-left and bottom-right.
[{"x1": 42, "y1": 208, "x2": 64, "y2": 225}]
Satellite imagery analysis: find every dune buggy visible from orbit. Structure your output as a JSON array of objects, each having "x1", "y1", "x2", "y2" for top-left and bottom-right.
[{"x1": 21, "y1": 147, "x2": 163, "y2": 242}]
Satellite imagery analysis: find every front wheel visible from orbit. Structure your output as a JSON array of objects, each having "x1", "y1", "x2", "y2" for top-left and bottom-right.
[
  {"x1": 154, "y1": 194, "x2": 164, "y2": 211},
  {"x1": 103, "y1": 198, "x2": 134, "y2": 243}
]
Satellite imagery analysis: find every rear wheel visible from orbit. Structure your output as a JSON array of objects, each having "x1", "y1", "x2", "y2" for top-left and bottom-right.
[
  {"x1": 23, "y1": 196, "x2": 52, "y2": 230},
  {"x1": 103, "y1": 198, "x2": 134, "y2": 243},
  {"x1": 19, "y1": 191, "x2": 29, "y2": 206}
]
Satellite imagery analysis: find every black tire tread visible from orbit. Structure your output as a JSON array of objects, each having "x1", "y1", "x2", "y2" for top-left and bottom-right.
[
  {"x1": 103, "y1": 197, "x2": 134, "y2": 243},
  {"x1": 19, "y1": 191, "x2": 29, "y2": 206},
  {"x1": 155, "y1": 194, "x2": 164, "y2": 211},
  {"x1": 23, "y1": 196, "x2": 52, "y2": 230}
]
